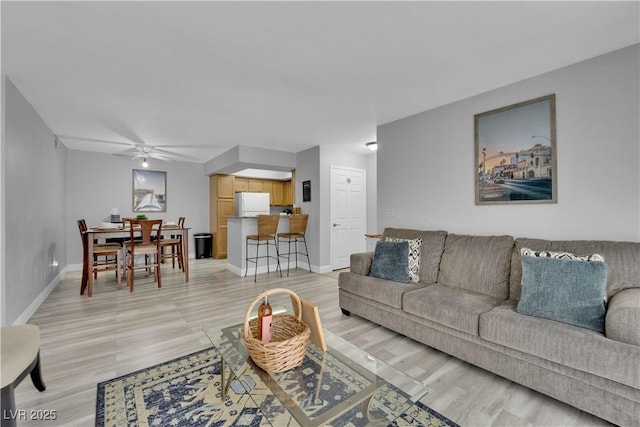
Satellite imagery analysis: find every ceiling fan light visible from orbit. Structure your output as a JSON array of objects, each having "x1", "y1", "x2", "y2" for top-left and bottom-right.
[{"x1": 142, "y1": 158, "x2": 149, "y2": 168}]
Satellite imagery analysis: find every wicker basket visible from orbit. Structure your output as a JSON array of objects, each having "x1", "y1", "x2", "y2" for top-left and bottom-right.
[{"x1": 242, "y1": 288, "x2": 311, "y2": 373}]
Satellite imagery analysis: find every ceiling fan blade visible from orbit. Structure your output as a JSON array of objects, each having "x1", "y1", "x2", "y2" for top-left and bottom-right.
[
  {"x1": 150, "y1": 147, "x2": 200, "y2": 161},
  {"x1": 65, "y1": 136, "x2": 208, "y2": 163},
  {"x1": 149, "y1": 153, "x2": 173, "y2": 161},
  {"x1": 57, "y1": 135, "x2": 135, "y2": 147},
  {"x1": 154, "y1": 144, "x2": 223, "y2": 149}
]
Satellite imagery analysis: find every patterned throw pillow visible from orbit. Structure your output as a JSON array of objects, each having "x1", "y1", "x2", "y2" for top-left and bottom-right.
[
  {"x1": 520, "y1": 247, "x2": 605, "y2": 262},
  {"x1": 385, "y1": 237, "x2": 422, "y2": 282}
]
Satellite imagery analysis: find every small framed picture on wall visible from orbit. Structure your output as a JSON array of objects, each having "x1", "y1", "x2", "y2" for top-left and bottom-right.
[
  {"x1": 302, "y1": 180, "x2": 311, "y2": 202},
  {"x1": 132, "y1": 169, "x2": 167, "y2": 212}
]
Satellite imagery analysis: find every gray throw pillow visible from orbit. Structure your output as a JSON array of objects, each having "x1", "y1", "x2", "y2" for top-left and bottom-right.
[
  {"x1": 369, "y1": 241, "x2": 410, "y2": 283},
  {"x1": 517, "y1": 256, "x2": 608, "y2": 332},
  {"x1": 384, "y1": 237, "x2": 422, "y2": 282}
]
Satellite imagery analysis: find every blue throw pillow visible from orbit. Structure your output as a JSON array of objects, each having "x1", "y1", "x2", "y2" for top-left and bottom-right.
[
  {"x1": 517, "y1": 256, "x2": 608, "y2": 332},
  {"x1": 369, "y1": 241, "x2": 411, "y2": 283}
]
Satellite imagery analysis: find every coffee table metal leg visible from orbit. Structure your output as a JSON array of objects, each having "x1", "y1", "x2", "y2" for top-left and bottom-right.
[
  {"x1": 220, "y1": 356, "x2": 237, "y2": 401},
  {"x1": 361, "y1": 393, "x2": 386, "y2": 424},
  {"x1": 220, "y1": 356, "x2": 227, "y2": 401}
]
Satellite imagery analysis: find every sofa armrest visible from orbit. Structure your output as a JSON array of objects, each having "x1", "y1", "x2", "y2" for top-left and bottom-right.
[
  {"x1": 350, "y1": 252, "x2": 374, "y2": 276},
  {"x1": 606, "y1": 288, "x2": 640, "y2": 346}
]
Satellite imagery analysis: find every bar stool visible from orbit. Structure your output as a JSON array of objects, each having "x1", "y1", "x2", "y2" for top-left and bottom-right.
[
  {"x1": 245, "y1": 215, "x2": 282, "y2": 282},
  {"x1": 277, "y1": 214, "x2": 311, "y2": 276}
]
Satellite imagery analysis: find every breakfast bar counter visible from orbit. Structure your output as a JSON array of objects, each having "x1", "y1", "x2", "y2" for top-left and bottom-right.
[{"x1": 226, "y1": 215, "x2": 289, "y2": 276}]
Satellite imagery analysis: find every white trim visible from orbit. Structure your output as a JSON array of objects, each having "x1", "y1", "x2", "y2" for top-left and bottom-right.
[
  {"x1": 13, "y1": 266, "x2": 67, "y2": 325},
  {"x1": 226, "y1": 261, "x2": 332, "y2": 276},
  {"x1": 314, "y1": 264, "x2": 333, "y2": 274},
  {"x1": 67, "y1": 263, "x2": 83, "y2": 272}
]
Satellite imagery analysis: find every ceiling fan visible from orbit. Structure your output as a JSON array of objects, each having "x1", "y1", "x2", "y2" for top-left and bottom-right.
[
  {"x1": 56, "y1": 135, "x2": 220, "y2": 165},
  {"x1": 115, "y1": 144, "x2": 179, "y2": 165}
]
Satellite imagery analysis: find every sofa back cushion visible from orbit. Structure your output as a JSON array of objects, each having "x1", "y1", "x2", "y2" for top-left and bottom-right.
[
  {"x1": 438, "y1": 234, "x2": 514, "y2": 300},
  {"x1": 510, "y1": 238, "x2": 640, "y2": 300},
  {"x1": 382, "y1": 229, "x2": 447, "y2": 283}
]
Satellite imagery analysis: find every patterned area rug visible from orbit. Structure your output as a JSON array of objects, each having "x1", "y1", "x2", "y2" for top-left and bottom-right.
[{"x1": 96, "y1": 348, "x2": 458, "y2": 427}]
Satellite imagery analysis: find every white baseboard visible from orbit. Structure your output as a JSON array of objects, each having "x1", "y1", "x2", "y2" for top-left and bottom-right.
[
  {"x1": 14, "y1": 266, "x2": 67, "y2": 325},
  {"x1": 226, "y1": 261, "x2": 333, "y2": 276},
  {"x1": 314, "y1": 264, "x2": 333, "y2": 274},
  {"x1": 67, "y1": 263, "x2": 83, "y2": 272}
]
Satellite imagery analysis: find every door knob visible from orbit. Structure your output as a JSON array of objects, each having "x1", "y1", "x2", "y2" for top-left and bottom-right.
[{"x1": 333, "y1": 223, "x2": 341, "y2": 227}]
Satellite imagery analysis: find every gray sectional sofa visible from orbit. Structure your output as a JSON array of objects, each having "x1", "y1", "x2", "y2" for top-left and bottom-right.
[{"x1": 338, "y1": 228, "x2": 640, "y2": 426}]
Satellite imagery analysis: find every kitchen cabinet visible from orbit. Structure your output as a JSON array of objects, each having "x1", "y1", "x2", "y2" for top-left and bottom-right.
[
  {"x1": 283, "y1": 180, "x2": 294, "y2": 205},
  {"x1": 271, "y1": 180, "x2": 284, "y2": 205},
  {"x1": 248, "y1": 178, "x2": 263, "y2": 192},
  {"x1": 234, "y1": 177, "x2": 248, "y2": 192},
  {"x1": 216, "y1": 174, "x2": 235, "y2": 198},
  {"x1": 210, "y1": 174, "x2": 295, "y2": 258},
  {"x1": 210, "y1": 174, "x2": 236, "y2": 258},
  {"x1": 214, "y1": 198, "x2": 234, "y2": 258}
]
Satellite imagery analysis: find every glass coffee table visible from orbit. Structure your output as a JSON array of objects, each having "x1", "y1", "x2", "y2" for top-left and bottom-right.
[{"x1": 202, "y1": 316, "x2": 430, "y2": 426}]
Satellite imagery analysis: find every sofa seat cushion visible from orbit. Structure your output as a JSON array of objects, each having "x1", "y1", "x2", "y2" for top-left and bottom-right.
[
  {"x1": 606, "y1": 288, "x2": 640, "y2": 346},
  {"x1": 403, "y1": 285, "x2": 502, "y2": 336},
  {"x1": 479, "y1": 304, "x2": 640, "y2": 389},
  {"x1": 338, "y1": 272, "x2": 426, "y2": 309}
]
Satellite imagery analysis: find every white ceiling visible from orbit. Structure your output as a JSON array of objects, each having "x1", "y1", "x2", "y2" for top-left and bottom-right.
[{"x1": 2, "y1": 1, "x2": 639, "y2": 163}]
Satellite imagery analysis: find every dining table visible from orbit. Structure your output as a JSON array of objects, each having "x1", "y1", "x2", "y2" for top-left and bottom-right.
[{"x1": 82, "y1": 223, "x2": 190, "y2": 297}]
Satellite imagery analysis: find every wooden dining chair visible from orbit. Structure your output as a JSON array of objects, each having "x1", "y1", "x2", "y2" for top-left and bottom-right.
[
  {"x1": 125, "y1": 219, "x2": 163, "y2": 292},
  {"x1": 77, "y1": 219, "x2": 122, "y2": 295},
  {"x1": 160, "y1": 216, "x2": 185, "y2": 271}
]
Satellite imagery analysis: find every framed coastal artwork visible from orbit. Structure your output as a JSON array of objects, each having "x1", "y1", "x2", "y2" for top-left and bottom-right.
[
  {"x1": 132, "y1": 169, "x2": 167, "y2": 212},
  {"x1": 474, "y1": 94, "x2": 557, "y2": 205}
]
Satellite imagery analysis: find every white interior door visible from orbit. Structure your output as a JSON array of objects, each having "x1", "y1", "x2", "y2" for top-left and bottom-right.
[{"x1": 330, "y1": 166, "x2": 366, "y2": 270}]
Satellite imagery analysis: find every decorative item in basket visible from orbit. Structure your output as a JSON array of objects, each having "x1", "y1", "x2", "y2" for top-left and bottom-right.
[{"x1": 243, "y1": 288, "x2": 311, "y2": 373}]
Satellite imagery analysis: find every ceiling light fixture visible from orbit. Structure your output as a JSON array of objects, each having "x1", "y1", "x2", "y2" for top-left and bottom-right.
[
  {"x1": 365, "y1": 141, "x2": 378, "y2": 152},
  {"x1": 142, "y1": 157, "x2": 149, "y2": 168}
]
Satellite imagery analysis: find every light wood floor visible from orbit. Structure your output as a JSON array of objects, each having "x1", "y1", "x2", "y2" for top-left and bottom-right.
[{"x1": 14, "y1": 259, "x2": 611, "y2": 426}]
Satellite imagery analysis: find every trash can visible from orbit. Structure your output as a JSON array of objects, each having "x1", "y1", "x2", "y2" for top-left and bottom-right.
[{"x1": 194, "y1": 233, "x2": 213, "y2": 259}]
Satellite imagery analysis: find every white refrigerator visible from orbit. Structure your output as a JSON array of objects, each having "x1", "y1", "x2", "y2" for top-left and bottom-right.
[{"x1": 235, "y1": 192, "x2": 270, "y2": 216}]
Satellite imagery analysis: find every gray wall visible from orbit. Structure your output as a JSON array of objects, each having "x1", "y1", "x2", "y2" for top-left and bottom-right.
[
  {"x1": 320, "y1": 147, "x2": 371, "y2": 269},
  {"x1": 66, "y1": 151, "x2": 210, "y2": 266},
  {"x1": 295, "y1": 146, "x2": 321, "y2": 269},
  {"x1": 295, "y1": 145, "x2": 375, "y2": 272},
  {"x1": 2, "y1": 78, "x2": 68, "y2": 325},
  {"x1": 1, "y1": 78, "x2": 210, "y2": 325},
  {"x1": 366, "y1": 152, "x2": 377, "y2": 234},
  {"x1": 377, "y1": 44, "x2": 640, "y2": 242}
]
